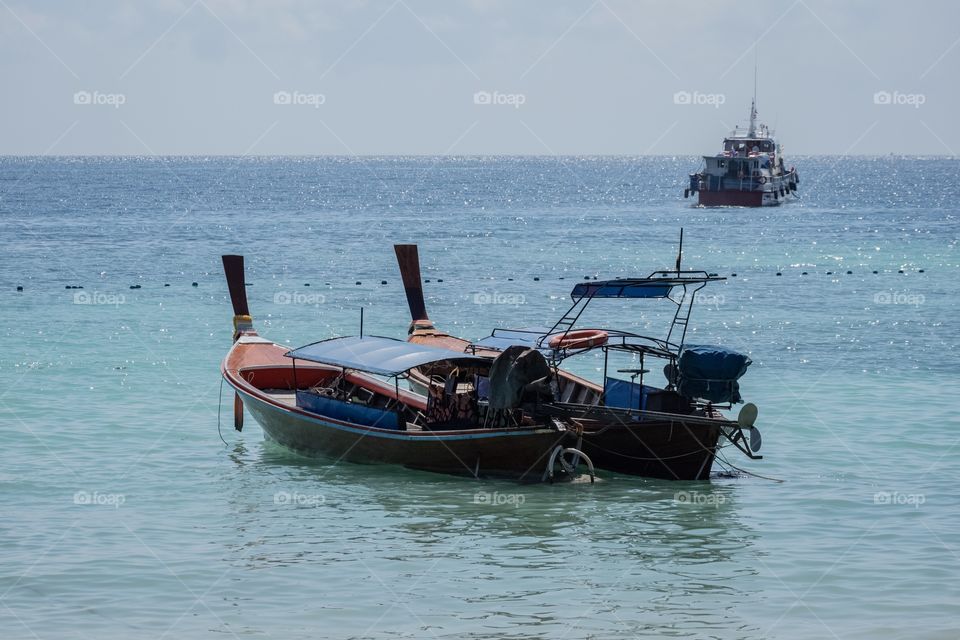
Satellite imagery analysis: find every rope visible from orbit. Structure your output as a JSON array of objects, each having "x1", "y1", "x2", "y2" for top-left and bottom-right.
[{"x1": 715, "y1": 453, "x2": 785, "y2": 483}]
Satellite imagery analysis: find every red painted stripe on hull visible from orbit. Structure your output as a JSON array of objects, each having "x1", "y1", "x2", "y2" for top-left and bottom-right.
[{"x1": 698, "y1": 191, "x2": 764, "y2": 207}]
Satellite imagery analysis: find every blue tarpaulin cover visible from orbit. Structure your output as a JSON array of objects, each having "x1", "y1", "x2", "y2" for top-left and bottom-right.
[{"x1": 676, "y1": 345, "x2": 751, "y2": 403}]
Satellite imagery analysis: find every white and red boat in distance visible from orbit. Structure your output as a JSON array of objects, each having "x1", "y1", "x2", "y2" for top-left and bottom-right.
[{"x1": 685, "y1": 98, "x2": 799, "y2": 207}]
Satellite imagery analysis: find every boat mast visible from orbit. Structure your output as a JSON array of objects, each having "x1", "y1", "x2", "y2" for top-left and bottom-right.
[{"x1": 748, "y1": 61, "x2": 758, "y2": 138}]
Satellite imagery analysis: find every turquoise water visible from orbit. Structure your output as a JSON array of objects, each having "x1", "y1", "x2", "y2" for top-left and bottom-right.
[{"x1": 1, "y1": 156, "x2": 958, "y2": 639}]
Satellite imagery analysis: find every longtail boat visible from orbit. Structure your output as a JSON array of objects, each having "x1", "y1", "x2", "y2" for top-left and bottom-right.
[
  {"x1": 219, "y1": 255, "x2": 592, "y2": 482},
  {"x1": 392, "y1": 242, "x2": 763, "y2": 481}
]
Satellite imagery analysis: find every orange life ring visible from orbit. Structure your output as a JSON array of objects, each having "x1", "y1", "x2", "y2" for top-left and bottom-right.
[{"x1": 548, "y1": 329, "x2": 609, "y2": 350}]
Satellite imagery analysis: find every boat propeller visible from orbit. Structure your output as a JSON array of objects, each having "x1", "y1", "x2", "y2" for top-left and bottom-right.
[
  {"x1": 393, "y1": 244, "x2": 433, "y2": 332},
  {"x1": 221, "y1": 254, "x2": 250, "y2": 432},
  {"x1": 737, "y1": 402, "x2": 761, "y2": 452}
]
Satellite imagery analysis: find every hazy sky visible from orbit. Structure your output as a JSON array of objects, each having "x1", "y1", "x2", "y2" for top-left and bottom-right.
[{"x1": 2, "y1": 0, "x2": 958, "y2": 155}]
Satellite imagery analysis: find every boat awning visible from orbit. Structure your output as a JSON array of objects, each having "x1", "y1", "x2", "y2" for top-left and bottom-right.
[
  {"x1": 571, "y1": 272, "x2": 723, "y2": 299},
  {"x1": 285, "y1": 335, "x2": 489, "y2": 377},
  {"x1": 471, "y1": 327, "x2": 552, "y2": 352},
  {"x1": 571, "y1": 279, "x2": 674, "y2": 299}
]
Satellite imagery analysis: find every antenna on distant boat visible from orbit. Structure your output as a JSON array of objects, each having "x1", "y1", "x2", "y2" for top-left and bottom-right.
[
  {"x1": 675, "y1": 228, "x2": 683, "y2": 273},
  {"x1": 749, "y1": 52, "x2": 758, "y2": 137}
]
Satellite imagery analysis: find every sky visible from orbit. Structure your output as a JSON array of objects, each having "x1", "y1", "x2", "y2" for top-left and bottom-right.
[{"x1": 2, "y1": 0, "x2": 958, "y2": 155}]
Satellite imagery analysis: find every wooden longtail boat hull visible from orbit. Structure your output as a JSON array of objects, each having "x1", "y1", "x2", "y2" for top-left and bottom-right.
[
  {"x1": 221, "y1": 315, "x2": 571, "y2": 482},
  {"x1": 576, "y1": 420, "x2": 721, "y2": 481},
  {"x1": 218, "y1": 254, "x2": 580, "y2": 482},
  {"x1": 240, "y1": 389, "x2": 569, "y2": 479}
]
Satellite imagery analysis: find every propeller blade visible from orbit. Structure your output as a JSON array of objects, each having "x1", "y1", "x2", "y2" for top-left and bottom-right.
[
  {"x1": 221, "y1": 255, "x2": 250, "y2": 317},
  {"x1": 394, "y1": 244, "x2": 429, "y2": 321}
]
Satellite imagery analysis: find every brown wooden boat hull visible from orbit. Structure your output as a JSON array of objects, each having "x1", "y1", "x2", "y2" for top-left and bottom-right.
[
  {"x1": 576, "y1": 420, "x2": 721, "y2": 481},
  {"x1": 222, "y1": 336, "x2": 572, "y2": 482},
  {"x1": 239, "y1": 390, "x2": 569, "y2": 481}
]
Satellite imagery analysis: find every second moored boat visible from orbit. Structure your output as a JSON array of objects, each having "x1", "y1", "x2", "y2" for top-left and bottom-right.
[{"x1": 393, "y1": 242, "x2": 764, "y2": 481}]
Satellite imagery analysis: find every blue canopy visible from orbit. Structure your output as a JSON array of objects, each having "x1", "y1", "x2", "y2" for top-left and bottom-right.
[
  {"x1": 571, "y1": 273, "x2": 723, "y2": 300},
  {"x1": 571, "y1": 279, "x2": 675, "y2": 299},
  {"x1": 285, "y1": 335, "x2": 489, "y2": 377}
]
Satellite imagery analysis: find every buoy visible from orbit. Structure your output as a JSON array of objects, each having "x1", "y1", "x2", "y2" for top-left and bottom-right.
[
  {"x1": 533, "y1": 277, "x2": 540, "y2": 281},
  {"x1": 826, "y1": 271, "x2": 833, "y2": 275},
  {"x1": 16, "y1": 286, "x2": 23, "y2": 291},
  {"x1": 425, "y1": 279, "x2": 431, "y2": 283},
  {"x1": 192, "y1": 282, "x2": 198, "y2": 287},
  {"x1": 802, "y1": 272, "x2": 808, "y2": 275},
  {"x1": 65, "y1": 285, "x2": 72, "y2": 289},
  {"x1": 380, "y1": 280, "x2": 387, "y2": 285},
  {"x1": 846, "y1": 270, "x2": 852, "y2": 274},
  {"x1": 549, "y1": 329, "x2": 609, "y2": 350},
  {"x1": 919, "y1": 269, "x2": 925, "y2": 273},
  {"x1": 872, "y1": 271, "x2": 878, "y2": 274},
  {"x1": 731, "y1": 273, "x2": 737, "y2": 277},
  {"x1": 898, "y1": 270, "x2": 904, "y2": 274},
  {"x1": 355, "y1": 281, "x2": 361, "y2": 285},
  {"x1": 776, "y1": 272, "x2": 782, "y2": 276},
  {"x1": 164, "y1": 283, "x2": 170, "y2": 287},
  {"x1": 559, "y1": 277, "x2": 565, "y2": 280},
  {"x1": 437, "y1": 279, "x2": 443, "y2": 283},
  {"x1": 304, "y1": 283, "x2": 310, "y2": 286}
]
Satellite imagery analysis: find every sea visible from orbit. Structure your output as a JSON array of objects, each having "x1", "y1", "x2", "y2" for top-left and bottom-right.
[{"x1": 0, "y1": 156, "x2": 957, "y2": 639}]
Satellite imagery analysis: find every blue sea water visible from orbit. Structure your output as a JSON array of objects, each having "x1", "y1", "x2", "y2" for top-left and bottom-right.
[{"x1": 0, "y1": 156, "x2": 958, "y2": 639}]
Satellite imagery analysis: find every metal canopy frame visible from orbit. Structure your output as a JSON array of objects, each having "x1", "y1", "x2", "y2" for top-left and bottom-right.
[{"x1": 537, "y1": 269, "x2": 725, "y2": 357}]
